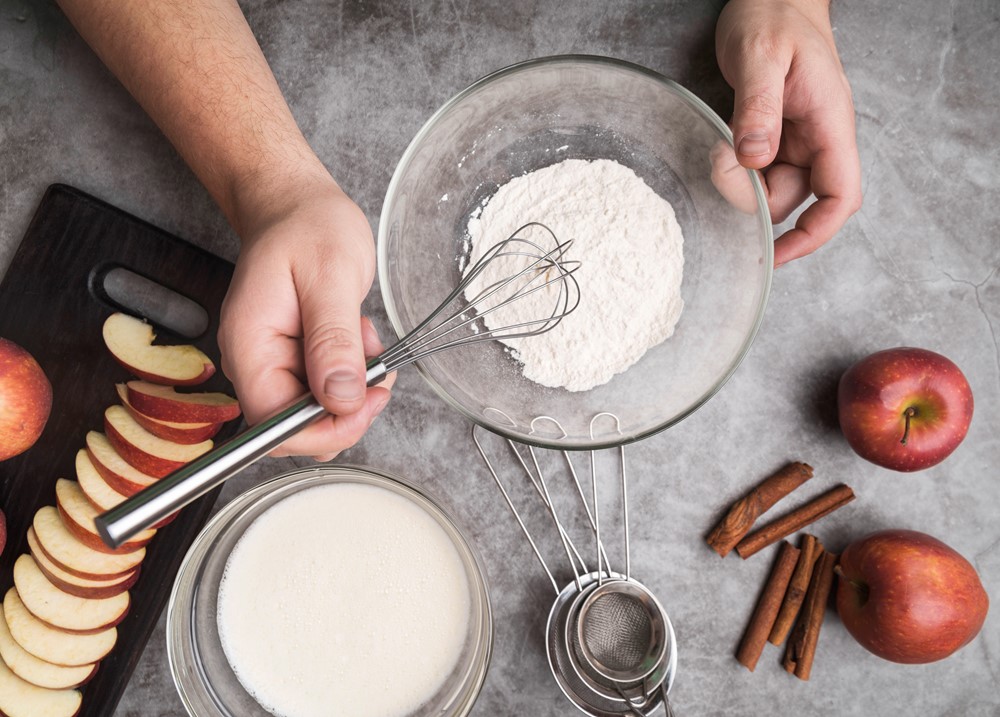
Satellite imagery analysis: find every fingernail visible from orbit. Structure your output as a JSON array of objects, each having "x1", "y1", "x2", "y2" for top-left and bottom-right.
[
  {"x1": 739, "y1": 132, "x2": 770, "y2": 157},
  {"x1": 324, "y1": 370, "x2": 364, "y2": 402}
]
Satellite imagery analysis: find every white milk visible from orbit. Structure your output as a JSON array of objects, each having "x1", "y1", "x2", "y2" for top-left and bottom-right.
[{"x1": 216, "y1": 482, "x2": 472, "y2": 717}]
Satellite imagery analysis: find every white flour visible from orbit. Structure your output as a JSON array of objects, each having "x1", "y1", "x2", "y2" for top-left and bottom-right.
[{"x1": 464, "y1": 158, "x2": 684, "y2": 392}]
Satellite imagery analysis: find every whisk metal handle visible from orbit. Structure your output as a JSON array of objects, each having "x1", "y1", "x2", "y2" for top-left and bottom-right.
[{"x1": 95, "y1": 359, "x2": 388, "y2": 549}]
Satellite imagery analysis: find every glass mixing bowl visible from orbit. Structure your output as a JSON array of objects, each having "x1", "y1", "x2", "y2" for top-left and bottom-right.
[
  {"x1": 378, "y1": 55, "x2": 772, "y2": 450},
  {"x1": 167, "y1": 465, "x2": 492, "y2": 717}
]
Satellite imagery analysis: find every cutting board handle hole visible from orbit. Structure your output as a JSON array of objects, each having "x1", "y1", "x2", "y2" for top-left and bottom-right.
[{"x1": 89, "y1": 264, "x2": 210, "y2": 339}]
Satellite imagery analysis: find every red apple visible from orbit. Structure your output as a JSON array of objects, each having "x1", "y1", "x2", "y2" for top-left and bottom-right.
[
  {"x1": 838, "y1": 347, "x2": 974, "y2": 471},
  {"x1": 0, "y1": 338, "x2": 52, "y2": 461},
  {"x1": 102, "y1": 312, "x2": 214, "y2": 386},
  {"x1": 836, "y1": 529, "x2": 989, "y2": 664}
]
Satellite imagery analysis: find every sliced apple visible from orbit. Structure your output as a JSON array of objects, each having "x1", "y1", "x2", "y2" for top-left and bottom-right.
[
  {"x1": 0, "y1": 604, "x2": 96, "y2": 691},
  {"x1": 13, "y1": 555, "x2": 130, "y2": 634},
  {"x1": 85, "y1": 431, "x2": 158, "y2": 496},
  {"x1": 74, "y1": 449, "x2": 176, "y2": 529},
  {"x1": 74, "y1": 450, "x2": 127, "y2": 513},
  {"x1": 114, "y1": 384, "x2": 222, "y2": 444},
  {"x1": 104, "y1": 406, "x2": 213, "y2": 477},
  {"x1": 0, "y1": 643, "x2": 81, "y2": 717},
  {"x1": 27, "y1": 529, "x2": 138, "y2": 600},
  {"x1": 102, "y1": 311, "x2": 215, "y2": 386},
  {"x1": 32, "y1": 507, "x2": 144, "y2": 581},
  {"x1": 4, "y1": 589, "x2": 116, "y2": 667},
  {"x1": 54, "y1": 479, "x2": 154, "y2": 554},
  {"x1": 125, "y1": 379, "x2": 241, "y2": 423}
]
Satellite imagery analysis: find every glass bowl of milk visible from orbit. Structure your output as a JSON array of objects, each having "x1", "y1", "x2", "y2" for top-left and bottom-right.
[{"x1": 167, "y1": 465, "x2": 493, "y2": 717}]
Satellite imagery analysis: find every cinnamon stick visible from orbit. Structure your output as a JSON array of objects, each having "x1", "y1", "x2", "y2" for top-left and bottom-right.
[
  {"x1": 735, "y1": 484, "x2": 855, "y2": 559},
  {"x1": 768, "y1": 534, "x2": 823, "y2": 645},
  {"x1": 735, "y1": 540, "x2": 801, "y2": 671},
  {"x1": 706, "y1": 462, "x2": 814, "y2": 557},
  {"x1": 783, "y1": 550, "x2": 838, "y2": 680}
]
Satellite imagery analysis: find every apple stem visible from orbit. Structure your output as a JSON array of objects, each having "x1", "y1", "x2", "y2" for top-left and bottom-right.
[
  {"x1": 900, "y1": 406, "x2": 917, "y2": 446},
  {"x1": 833, "y1": 565, "x2": 870, "y2": 604}
]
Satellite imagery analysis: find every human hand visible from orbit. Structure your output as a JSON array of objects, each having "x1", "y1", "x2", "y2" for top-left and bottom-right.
[
  {"x1": 219, "y1": 181, "x2": 394, "y2": 460},
  {"x1": 55, "y1": 0, "x2": 393, "y2": 458},
  {"x1": 716, "y1": 0, "x2": 862, "y2": 267}
]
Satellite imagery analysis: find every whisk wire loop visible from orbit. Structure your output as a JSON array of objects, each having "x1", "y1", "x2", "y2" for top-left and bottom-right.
[{"x1": 378, "y1": 225, "x2": 581, "y2": 372}]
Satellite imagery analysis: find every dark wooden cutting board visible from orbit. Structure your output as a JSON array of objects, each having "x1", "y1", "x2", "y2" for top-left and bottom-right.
[{"x1": 0, "y1": 183, "x2": 239, "y2": 716}]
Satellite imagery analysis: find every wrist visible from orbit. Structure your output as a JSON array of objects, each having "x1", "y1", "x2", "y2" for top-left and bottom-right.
[{"x1": 226, "y1": 152, "x2": 342, "y2": 240}]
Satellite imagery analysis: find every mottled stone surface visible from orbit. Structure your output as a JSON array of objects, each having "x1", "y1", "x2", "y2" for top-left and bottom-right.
[{"x1": 1, "y1": 1, "x2": 998, "y2": 716}]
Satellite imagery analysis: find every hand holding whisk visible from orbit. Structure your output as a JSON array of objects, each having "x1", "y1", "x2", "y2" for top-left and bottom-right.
[{"x1": 97, "y1": 223, "x2": 581, "y2": 548}]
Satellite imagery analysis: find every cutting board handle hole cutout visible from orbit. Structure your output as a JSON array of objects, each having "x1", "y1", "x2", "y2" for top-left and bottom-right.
[{"x1": 89, "y1": 264, "x2": 209, "y2": 339}]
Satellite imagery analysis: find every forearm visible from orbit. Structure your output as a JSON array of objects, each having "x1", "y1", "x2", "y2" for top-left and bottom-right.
[{"x1": 56, "y1": 0, "x2": 333, "y2": 236}]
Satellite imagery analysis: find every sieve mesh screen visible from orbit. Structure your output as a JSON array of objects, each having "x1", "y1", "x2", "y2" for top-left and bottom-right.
[{"x1": 579, "y1": 591, "x2": 654, "y2": 672}]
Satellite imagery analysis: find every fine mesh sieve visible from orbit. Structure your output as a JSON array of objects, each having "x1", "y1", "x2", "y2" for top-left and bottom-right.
[
  {"x1": 583, "y1": 590, "x2": 652, "y2": 670},
  {"x1": 548, "y1": 573, "x2": 669, "y2": 717},
  {"x1": 564, "y1": 580, "x2": 669, "y2": 708},
  {"x1": 473, "y1": 414, "x2": 678, "y2": 716},
  {"x1": 574, "y1": 579, "x2": 668, "y2": 686}
]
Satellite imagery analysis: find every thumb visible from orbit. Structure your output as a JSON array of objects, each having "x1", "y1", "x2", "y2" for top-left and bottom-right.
[
  {"x1": 300, "y1": 268, "x2": 368, "y2": 417},
  {"x1": 729, "y1": 52, "x2": 788, "y2": 170}
]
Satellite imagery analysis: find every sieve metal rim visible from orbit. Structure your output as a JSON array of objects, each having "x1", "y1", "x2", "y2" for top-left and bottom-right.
[
  {"x1": 575, "y1": 578, "x2": 669, "y2": 684},
  {"x1": 564, "y1": 578, "x2": 636, "y2": 703}
]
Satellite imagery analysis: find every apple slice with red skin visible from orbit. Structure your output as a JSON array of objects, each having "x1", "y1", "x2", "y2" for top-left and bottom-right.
[
  {"x1": 85, "y1": 431, "x2": 158, "y2": 496},
  {"x1": 102, "y1": 312, "x2": 214, "y2": 386},
  {"x1": 124, "y1": 379, "x2": 240, "y2": 424},
  {"x1": 55, "y1": 479, "x2": 154, "y2": 554},
  {"x1": 115, "y1": 384, "x2": 222, "y2": 444},
  {"x1": 13, "y1": 554, "x2": 130, "y2": 634},
  {"x1": 26, "y1": 528, "x2": 138, "y2": 600},
  {"x1": 838, "y1": 347, "x2": 974, "y2": 472},
  {"x1": 0, "y1": 643, "x2": 81, "y2": 717},
  {"x1": 0, "y1": 604, "x2": 96, "y2": 691},
  {"x1": 104, "y1": 405, "x2": 213, "y2": 477},
  {"x1": 3, "y1": 589, "x2": 116, "y2": 667},
  {"x1": 32, "y1": 507, "x2": 144, "y2": 582},
  {"x1": 74, "y1": 449, "x2": 176, "y2": 529}
]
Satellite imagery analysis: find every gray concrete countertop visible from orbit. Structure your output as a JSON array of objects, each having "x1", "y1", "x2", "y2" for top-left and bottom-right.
[{"x1": 2, "y1": 1, "x2": 998, "y2": 715}]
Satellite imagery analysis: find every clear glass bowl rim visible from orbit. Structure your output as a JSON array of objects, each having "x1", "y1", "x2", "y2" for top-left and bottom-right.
[
  {"x1": 377, "y1": 54, "x2": 774, "y2": 451},
  {"x1": 166, "y1": 464, "x2": 494, "y2": 717}
]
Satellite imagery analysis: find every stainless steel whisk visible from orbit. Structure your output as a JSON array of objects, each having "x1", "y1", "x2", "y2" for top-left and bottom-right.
[{"x1": 97, "y1": 223, "x2": 581, "y2": 548}]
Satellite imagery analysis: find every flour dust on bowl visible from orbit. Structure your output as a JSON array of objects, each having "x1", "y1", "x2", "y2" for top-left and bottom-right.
[
  {"x1": 167, "y1": 466, "x2": 492, "y2": 717},
  {"x1": 379, "y1": 55, "x2": 773, "y2": 450}
]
